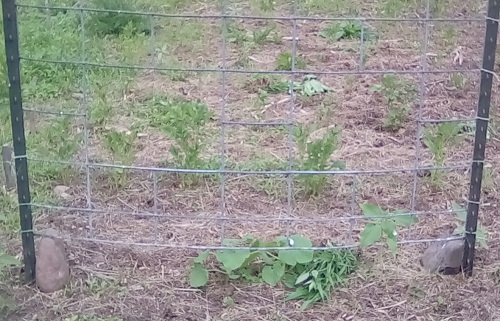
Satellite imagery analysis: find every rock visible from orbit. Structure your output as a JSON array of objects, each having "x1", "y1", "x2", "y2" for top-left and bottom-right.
[
  {"x1": 420, "y1": 238, "x2": 464, "y2": 275},
  {"x1": 35, "y1": 229, "x2": 70, "y2": 293}
]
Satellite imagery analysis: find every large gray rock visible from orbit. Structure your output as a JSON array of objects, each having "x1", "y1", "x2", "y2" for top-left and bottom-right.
[
  {"x1": 35, "y1": 228, "x2": 70, "y2": 293},
  {"x1": 420, "y1": 238, "x2": 465, "y2": 275}
]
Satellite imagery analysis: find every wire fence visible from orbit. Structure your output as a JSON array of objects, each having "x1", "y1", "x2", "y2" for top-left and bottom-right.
[{"x1": 1, "y1": 0, "x2": 499, "y2": 284}]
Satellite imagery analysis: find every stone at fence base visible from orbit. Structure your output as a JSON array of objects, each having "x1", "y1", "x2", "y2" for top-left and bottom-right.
[
  {"x1": 35, "y1": 228, "x2": 70, "y2": 293},
  {"x1": 420, "y1": 238, "x2": 464, "y2": 275}
]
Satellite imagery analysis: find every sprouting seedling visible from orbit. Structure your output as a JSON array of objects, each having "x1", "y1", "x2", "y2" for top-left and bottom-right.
[
  {"x1": 319, "y1": 20, "x2": 377, "y2": 42},
  {"x1": 450, "y1": 201, "x2": 488, "y2": 249},
  {"x1": 359, "y1": 203, "x2": 418, "y2": 253},
  {"x1": 370, "y1": 75, "x2": 417, "y2": 131},
  {"x1": 275, "y1": 52, "x2": 307, "y2": 71}
]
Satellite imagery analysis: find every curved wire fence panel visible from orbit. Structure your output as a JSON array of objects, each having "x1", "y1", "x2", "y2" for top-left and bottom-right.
[{"x1": 2, "y1": 0, "x2": 498, "y2": 303}]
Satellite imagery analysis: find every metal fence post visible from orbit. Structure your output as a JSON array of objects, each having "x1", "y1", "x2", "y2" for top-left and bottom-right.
[
  {"x1": 462, "y1": 0, "x2": 500, "y2": 276},
  {"x1": 1, "y1": 0, "x2": 36, "y2": 283}
]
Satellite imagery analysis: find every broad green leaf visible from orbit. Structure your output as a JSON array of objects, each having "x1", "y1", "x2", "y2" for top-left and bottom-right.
[
  {"x1": 260, "y1": 251, "x2": 275, "y2": 265},
  {"x1": 477, "y1": 228, "x2": 488, "y2": 249},
  {"x1": 278, "y1": 235, "x2": 314, "y2": 266},
  {"x1": 192, "y1": 250, "x2": 210, "y2": 264},
  {"x1": 334, "y1": 30, "x2": 345, "y2": 40},
  {"x1": 331, "y1": 160, "x2": 346, "y2": 170},
  {"x1": 386, "y1": 237, "x2": 398, "y2": 253},
  {"x1": 381, "y1": 219, "x2": 397, "y2": 237},
  {"x1": 189, "y1": 263, "x2": 208, "y2": 288},
  {"x1": 281, "y1": 273, "x2": 297, "y2": 288},
  {"x1": 0, "y1": 254, "x2": 20, "y2": 267},
  {"x1": 295, "y1": 272, "x2": 311, "y2": 285},
  {"x1": 360, "y1": 203, "x2": 386, "y2": 217},
  {"x1": 262, "y1": 262, "x2": 285, "y2": 286},
  {"x1": 392, "y1": 211, "x2": 418, "y2": 227},
  {"x1": 215, "y1": 249, "x2": 251, "y2": 271},
  {"x1": 222, "y1": 238, "x2": 245, "y2": 246},
  {"x1": 451, "y1": 201, "x2": 467, "y2": 221},
  {"x1": 360, "y1": 223, "x2": 383, "y2": 247}
]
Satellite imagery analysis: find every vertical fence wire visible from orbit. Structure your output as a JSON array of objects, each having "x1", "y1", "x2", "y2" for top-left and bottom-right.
[
  {"x1": 284, "y1": 0, "x2": 299, "y2": 241},
  {"x1": 409, "y1": 0, "x2": 432, "y2": 238},
  {"x1": 77, "y1": 0, "x2": 93, "y2": 239},
  {"x1": 219, "y1": 0, "x2": 229, "y2": 244}
]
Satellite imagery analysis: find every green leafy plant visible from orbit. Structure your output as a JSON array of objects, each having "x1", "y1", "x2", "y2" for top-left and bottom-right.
[
  {"x1": 275, "y1": 52, "x2": 307, "y2": 71},
  {"x1": 188, "y1": 235, "x2": 357, "y2": 310},
  {"x1": 423, "y1": 122, "x2": 463, "y2": 187},
  {"x1": 319, "y1": 20, "x2": 377, "y2": 42},
  {"x1": 294, "y1": 124, "x2": 345, "y2": 197},
  {"x1": 255, "y1": 0, "x2": 276, "y2": 12},
  {"x1": 371, "y1": 75, "x2": 417, "y2": 131},
  {"x1": 103, "y1": 129, "x2": 137, "y2": 188},
  {"x1": 252, "y1": 23, "x2": 277, "y2": 45},
  {"x1": 248, "y1": 75, "x2": 290, "y2": 94},
  {"x1": 292, "y1": 75, "x2": 330, "y2": 96},
  {"x1": 450, "y1": 201, "x2": 488, "y2": 249},
  {"x1": 87, "y1": 0, "x2": 150, "y2": 36},
  {"x1": 359, "y1": 203, "x2": 418, "y2": 253},
  {"x1": 0, "y1": 247, "x2": 19, "y2": 278},
  {"x1": 227, "y1": 22, "x2": 277, "y2": 45},
  {"x1": 148, "y1": 96, "x2": 214, "y2": 186},
  {"x1": 0, "y1": 245, "x2": 20, "y2": 316}
]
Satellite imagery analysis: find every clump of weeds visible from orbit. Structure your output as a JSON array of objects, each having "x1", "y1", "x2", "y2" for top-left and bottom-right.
[
  {"x1": 293, "y1": 124, "x2": 345, "y2": 198},
  {"x1": 188, "y1": 234, "x2": 358, "y2": 310},
  {"x1": 148, "y1": 96, "x2": 215, "y2": 187},
  {"x1": 371, "y1": 75, "x2": 417, "y2": 131}
]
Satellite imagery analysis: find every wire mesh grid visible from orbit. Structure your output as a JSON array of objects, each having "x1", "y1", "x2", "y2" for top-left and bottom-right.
[{"x1": 4, "y1": 0, "x2": 497, "y2": 263}]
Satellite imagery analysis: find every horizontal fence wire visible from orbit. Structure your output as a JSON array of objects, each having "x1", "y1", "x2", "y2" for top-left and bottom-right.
[
  {"x1": 15, "y1": 3, "x2": 490, "y2": 22},
  {"x1": 18, "y1": 57, "x2": 485, "y2": 76}
]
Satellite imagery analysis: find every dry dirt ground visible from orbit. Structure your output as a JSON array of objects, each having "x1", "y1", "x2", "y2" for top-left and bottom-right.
[{"x1": 3, "y1": 0, "x2": 500, "y2": 320}]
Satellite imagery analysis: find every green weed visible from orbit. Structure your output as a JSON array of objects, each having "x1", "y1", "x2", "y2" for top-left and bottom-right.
[
  {"x1": 89, "y1": 88, "x2": 114, "y2": 127},
  {"x1": 227, "y1": 22, "x2": 278, "y2": 45},
  {"x1": 103, "y1": 129, "x2": 138, "y2": 189},
  {"x1": 250, "y1": 75, "x2": 290, "y2": 94},
  {"x1": 148, "y1": 96, "x2": 214, "y2": 186},
  {"x1": 292, "y1": 75, "x2": 330, "y2": 97},
  {"x1": 252, "y1": 23, "x2": 277, "y2": 45},
  {"x1": 450, "y1": 201, "x2": 488, "y2": 249},
  {"x1": 299, "y1": 0, "x2": 359, "y2": 16},
  {"x1": 319, "y1": 21, "x2": 377, "y2": 42},
  {"x1": 275, "y1": 52, "x2": 307, "y2": 71},
  {"x1": 0, "y1": 193, "x2": 18, "y2": 234},
  {"x1": 422, "y1": 122, "x2": 463, "y2": 187},
  {"x1": 441, "y1": 24, "x2": 458, "y2": 48},
  {"x1": 294, "y1": 124, "x2": 345, "y2": 197},
  {"x1": 0, "y1": 245, "x2": 20, "y2": 318},
  {"x1": 371, "y1": 75, "x2": 417, "y2": 131},
  {"x1": 86, "y1": 0, "x2": 150, "y2": 36},
  {"x1": 253, "y1": 0, "x2": 276, "y2": 12},
  {"x1": 188, "y1": 235, "x2": 358, "y2": 310},
  {"x1": 377, "y1": 0, "x2": 420, "y2": 17},
  {"x1": 359, "y1": 203, "x2": 418, "y2": 253},
  {"x1": 448, "y1": 73, "x2": 466, "y2": 90}
]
